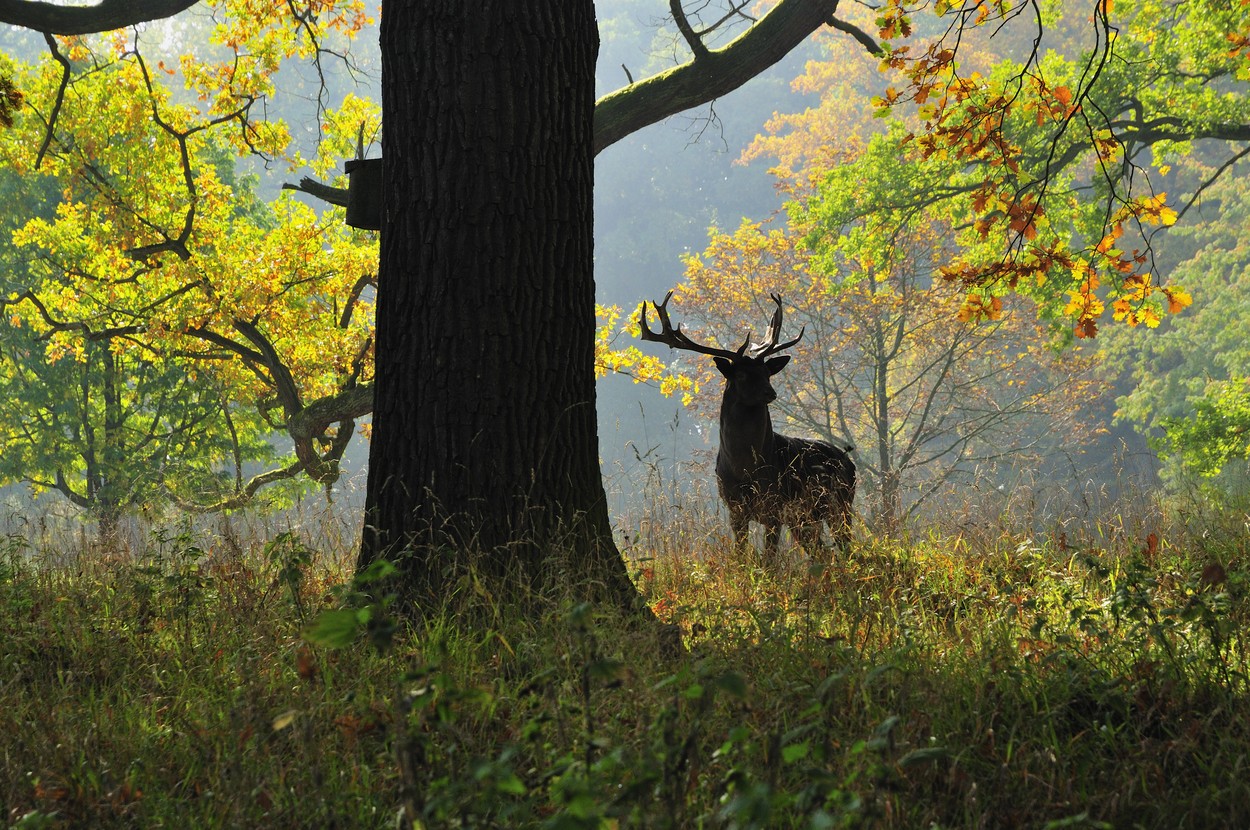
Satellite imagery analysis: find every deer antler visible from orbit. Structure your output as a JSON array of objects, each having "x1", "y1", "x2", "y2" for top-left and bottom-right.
[
  {"x1": 750, "y1": 293, "x2": 804, "y2": 357},
  {"x1": 638, "y1": 291, "x2": 750, "y2": 359}
]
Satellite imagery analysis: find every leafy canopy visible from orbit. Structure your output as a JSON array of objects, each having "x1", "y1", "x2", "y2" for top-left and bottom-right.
[
  {"x1": 860, "y1": 0, "x2": 1250, "y2": 337},
  {"x1": 0, "y1": 4, "x2": 381, "y2": 513}
]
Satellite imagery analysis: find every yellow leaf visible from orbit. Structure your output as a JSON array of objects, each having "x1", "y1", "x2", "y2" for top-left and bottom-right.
[
  {"x1": 1164, "y1": 286, "x2": 1192, "y2": 313},
  {"x1": 272, "y1": 710, "x2": 298, "y2": 731},
  {"x1": 1112, "y1": 298, "x2": 1133, "y2": 322}
]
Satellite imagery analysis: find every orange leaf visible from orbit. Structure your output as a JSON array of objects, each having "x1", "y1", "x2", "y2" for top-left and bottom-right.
[
  {"x1": 296, "y1": 645, "x2": 319, "y2": 682},
  {"x1": 1163, "y1": 286, "x2": 1192, "y2": 313}
]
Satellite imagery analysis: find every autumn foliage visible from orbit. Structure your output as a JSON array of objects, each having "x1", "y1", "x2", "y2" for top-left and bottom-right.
[
  {"x1": 0, "y1": 2, "x2": 379, "y2": 516},
  {"x1": 838, "y1": 0, "x2": 1250, "y2": 338}
]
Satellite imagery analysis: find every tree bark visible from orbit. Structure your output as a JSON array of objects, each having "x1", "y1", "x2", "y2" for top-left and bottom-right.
[{"x1": 358, "y1": 0, "x2": 638, "y2": 609}]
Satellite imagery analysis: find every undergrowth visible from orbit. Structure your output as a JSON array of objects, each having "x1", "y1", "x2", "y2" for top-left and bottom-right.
[{"x1": 1, "y1": 506, "x2": 1248, "y2": 829}]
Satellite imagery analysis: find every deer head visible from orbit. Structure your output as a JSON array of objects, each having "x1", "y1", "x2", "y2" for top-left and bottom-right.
[{"x1": 638, "y1": 292, "x2": 804, "y2": 407}]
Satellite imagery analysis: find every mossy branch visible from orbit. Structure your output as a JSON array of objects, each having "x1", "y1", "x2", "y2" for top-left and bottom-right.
[{"x1": 594, "y1": 0, "x2": 844, "y2": 154}]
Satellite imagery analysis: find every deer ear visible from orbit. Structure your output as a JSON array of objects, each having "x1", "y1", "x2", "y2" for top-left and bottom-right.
[
  {"x1": 714, "y1": 357, "x2": 734, "y2": 377},
  {"x1": 765, "y1": 355, "x2": 790, "y2": 375}
]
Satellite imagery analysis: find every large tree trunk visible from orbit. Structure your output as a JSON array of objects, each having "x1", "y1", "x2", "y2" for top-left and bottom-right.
[{"x1": 358, "y1": 0, "x2": 638, "y2": 609}]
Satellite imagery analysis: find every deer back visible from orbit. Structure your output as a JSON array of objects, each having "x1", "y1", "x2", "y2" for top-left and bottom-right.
[{"x1": 772, "y1": 434, "x2": 856, "y2": 506}]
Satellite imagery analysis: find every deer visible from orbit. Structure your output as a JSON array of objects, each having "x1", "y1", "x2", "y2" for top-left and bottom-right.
[{"x1": 638, "y1": 292, "x2": 856, "y2": 564}]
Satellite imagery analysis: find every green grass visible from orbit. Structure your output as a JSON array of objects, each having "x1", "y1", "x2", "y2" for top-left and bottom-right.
[{"x1": 2, "y1": 505, "x2": 1248, "y2": 829}]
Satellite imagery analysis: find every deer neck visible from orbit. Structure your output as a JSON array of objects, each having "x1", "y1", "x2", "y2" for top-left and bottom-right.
[{"x1": 718, "y1": 391, "x2": 775, "y2": 475}]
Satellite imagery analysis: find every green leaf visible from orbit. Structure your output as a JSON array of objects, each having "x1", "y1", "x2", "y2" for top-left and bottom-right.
[
  {"x1": 873, "y1": 715, "x2": 901, "y2": 738},
  {"x1": 304, "y1": 608, "x2": 360, "y2": 648},
  {"x1": 354, "y1": 559, "x2": 397, "y2": 585},
  {"x1": 496, "y1": 773, "x2": 527, "y2": 796},
  {"x1": 898, "y1": 746, "x2": 951, "y2": 767},
  {"x1": 712, "y1": 671, "x2": 747, "y2": 698},
  {"x1": 782, "y1": 741, "x2": 810, "y2": 763}
]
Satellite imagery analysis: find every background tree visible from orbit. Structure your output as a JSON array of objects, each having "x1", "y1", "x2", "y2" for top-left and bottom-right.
[
  {"x1": 0, "y1": 62, "x2": 272, "y2": 531},
  {"x1": 1159, "y1": 378, "x2": 1250, "y2": 486},
  {"x1": 674, "y1": 196, "x2": 1103, "y2": 533},
  {"x1": 1106, "y1": 173, "x2": 1250, "y2": 497},
  {"x1": 0, "y1": 39, "x2": 378, "y2": 517},
  {"x1": 0, "y1": 322, "x2": 267, "y2": 532}
]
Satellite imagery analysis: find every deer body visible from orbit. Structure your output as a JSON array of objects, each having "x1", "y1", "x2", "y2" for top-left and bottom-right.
[{"x1": 640, "y1": 294, "x2": 856, "y2": 562}]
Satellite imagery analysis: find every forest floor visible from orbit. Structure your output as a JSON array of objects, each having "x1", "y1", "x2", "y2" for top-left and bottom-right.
[{"x1": 2, "y1": 500, "x2": 1248, "y2": 829}]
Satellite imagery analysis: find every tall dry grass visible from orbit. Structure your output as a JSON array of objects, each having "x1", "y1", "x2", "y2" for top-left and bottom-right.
[{"x1": 2, "y1": 478, "x2": 1247, "y2": 828}]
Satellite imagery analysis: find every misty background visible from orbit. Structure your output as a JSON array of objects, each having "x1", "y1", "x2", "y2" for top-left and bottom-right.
[{"x1": 0, "y1": 1, "x2": 1167, "y2": 543}]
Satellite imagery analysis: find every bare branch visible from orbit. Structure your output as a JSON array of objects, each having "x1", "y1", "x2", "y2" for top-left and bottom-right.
[
  {"x1": 679, "y1": 98, "x2": 728, "y2": 150},
  {"x1": 1173, "y1": 145, "x2": 1250, "y2": 225},
  {"x1": 670, "y1": 0, "x2": 710, "y2": 60},
  {"x1": 281, "y1": 176, "x2": 349, "y2": 207},
  {"x1": 827, "y1": 14, "x2": 883, "y2": 56},
  {"x1": 695, "y1": 0, "x2": 757, "y2": 38},
  {"x1": 34, "y1": 32, "x2": 70, "y2": 169}
]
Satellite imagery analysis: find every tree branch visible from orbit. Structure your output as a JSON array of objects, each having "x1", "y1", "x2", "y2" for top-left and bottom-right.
[
  {"x1": 281, "y1": 176, "x2": 349, "y2": 207},
  {"x1": 670, "y1": 0, "x2": 710, "y2": 60},
  {"x1": 285, "y1": 384, "x2": 372, "y2": 484},
  {"x1": 826, "y1": 14, "x2": 883, "y2": 56},
  {"x1": 170, "y1": 458, "x2": 305, "y2": 513},
  {"x1": 53, "y1": 469, "x2": 90, "y2": 508},
  {"x1": 594, "y1": 0, "x2": 835, "y2": 154},
  {"x1": 34, "y1": 32, "x2": 70, "y2": 169},
  {"x1": 0, "y1": 0, "x2": 199, "y2": 35},
  {"x1": 287, "y1": 383, "x2": 373, "y2": 445},
  {"x1": 1174, "y1": 145, "x2": 1250, "y2": 225}
]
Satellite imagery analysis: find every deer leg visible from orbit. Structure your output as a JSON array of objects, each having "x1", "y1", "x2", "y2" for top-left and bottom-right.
[
  {"x1": 762, "y1": 524, "x2": 782, "y2": 568},
  {"x1": 796, "y1": 522, "x2": 823, "y2": 554},
  {"x1": 729, "y1": 508, "x2": 751, "y2": 552},
  {"x1": 829, "y1": 505, "x2": 852, "y2": 554}
]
